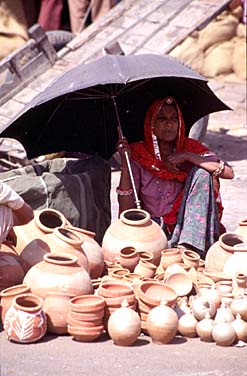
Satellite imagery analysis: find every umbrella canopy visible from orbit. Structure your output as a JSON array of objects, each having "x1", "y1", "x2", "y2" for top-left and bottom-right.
[{"x1": 1, "y1": 54, "x2": 230, "y2": 159}]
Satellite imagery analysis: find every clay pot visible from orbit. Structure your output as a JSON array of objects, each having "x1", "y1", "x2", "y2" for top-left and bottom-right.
[
  {"x1": 205, "y1": 232, "x2": 244, "y2": 272},
  {"x1": 0, "y1": 250, "x2": 25, "y2": 291},
  {"x1": 232, "y1": 273, "x2": 247, "y2": 297},
  {"x1": 191, "y1": 295, "x2": 216, "y2": 321},
  {"x1": 134, "y1": 260, "x2": 157, "y2": 279},
  {"x1": 174, "y1": 296, "x2": 190, "y2": 319},
  {"x1": 215, "y1": 280, "x2": 233, "y2": 295},
  {"x1": 215, "y1": 302, "x2": 234, "y2": 323},
  {"x1": 235, "y1": 217, "x2": 247, "y2": 241},
  {"x1": 160, "y1": 248, "x2": 182, "y2": 270},
  {"x1": 202, "y1": 269, "x2": 232, "y2": 283},
  {"x1": 119, "y1": 247, "x2": 140, "y2": 272},
  {"x1": 23, "y1": 253, "x2": 93, "y2": 299},
  {"x1": 98, "y1": 281, "x2": 133, "y2": 298},
  {"x1": 107, "y1": 299, "x2": 141, "y2": 346},
  {"x1": 196, "y1": 312, "x2": 214, "y2": 342},
  {"x1": 178, "y1": 311, "x2": 198, "y2": 338},
  {"x1": 43, "y1": 227, "x2": 89, "y2": 272},
  {"x1": 165, "y1": 272, "x2": 193, "y2": 297},
  {"x1": 43, "y1": 291, "x2": 73, "y2": 334},
  {"x1": 224, "y1": 243, "x2": 247, "y2": 277},
  {"x1": 65, "y1": 225, "x2": 104, "y2": 279},
  {"x1": 102, "y1": 208, "x2": 168, "y2": 266},
  {"x1": 67, "y1": 324, "x2": 104, "y2": 342},
  {"x1": 212, "y1": 320, "x2": 236, "y2": 346},
  {"x1": 198, "y1": 285, "x2": 221, "y2": 309},
  {"x1": 14, "y1": 208, "x2": 67, "y2": 271},
  {"x1": 109, "y1": 267, "x2": 129, "y2": 280},
  {"x1": 69, "y1": 295, "x2": 105, "y2": 313},
  {"x1": 146, "y1": 298, "x2": 178, "y2": 344},
  {"x1": 231, "y1": 314, "x2": 247, "y2": 342},
  {"x1": 66, "y1": 313, "x2": 102, "y2": 328},
  {"x1": 230, "y1": 294, "x2": 247, "y2": 321},
  {"x1": 138, "y1": 251, "x2": 154, "y2": 263},
  {"x1": 68, "y1": 309, "x2": 104, "y2": 322},
  {"x1": 0, "y1": 284, "x2": 31, "y2": 323},
  {"x1": 4, "y1": 293, "x2": 47, "y2": 343},
  {"x1": 181, "y1": 249, "x2": 200, "y2": 269},
  {"x1": 138, "y1": 281, "x2": 177, "y2": 308}
]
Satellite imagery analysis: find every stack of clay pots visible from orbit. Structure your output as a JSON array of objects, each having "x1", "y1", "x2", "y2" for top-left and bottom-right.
[{"x1": 67, "y1": 295, "x2": 105, "y2": 341}]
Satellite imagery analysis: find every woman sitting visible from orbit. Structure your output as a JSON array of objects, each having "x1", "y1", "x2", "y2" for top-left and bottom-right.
[{"x1": 117, "y1": 96, "x2": 234, "y2": 258}]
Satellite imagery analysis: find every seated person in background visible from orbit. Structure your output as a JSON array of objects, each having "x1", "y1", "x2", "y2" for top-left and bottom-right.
[
  {"x1": 117, "y1": 96, "x2": 234, "y2": 258},
  {"x1": 0, "y1": 180, "x2": 34, "y2": 248}
]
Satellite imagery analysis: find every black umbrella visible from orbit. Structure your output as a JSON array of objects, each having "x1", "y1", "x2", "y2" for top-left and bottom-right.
[{"x1": 1, "y1": 53, "x2": 230, "y2": 160}]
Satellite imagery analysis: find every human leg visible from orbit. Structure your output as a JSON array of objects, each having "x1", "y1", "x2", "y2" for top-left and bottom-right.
[{"x1": 170, "y1": 167, "x2": 220, "y2": 257}]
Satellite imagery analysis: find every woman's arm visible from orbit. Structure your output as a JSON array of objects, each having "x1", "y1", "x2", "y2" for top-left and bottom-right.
[{"x1": 167, "y1": 152, "x2": 234, "y2": 179}]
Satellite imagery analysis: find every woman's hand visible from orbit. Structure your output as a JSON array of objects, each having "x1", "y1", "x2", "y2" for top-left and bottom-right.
[{"x1": 166, "y1": 152, "x2": 190, "y2": 173}]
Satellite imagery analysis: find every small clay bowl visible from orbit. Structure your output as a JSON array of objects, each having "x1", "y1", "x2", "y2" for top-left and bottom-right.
[
  {"x1": 138, "y1": 281, "x2": 177, "y2": 307},
  {"x1": 203, "y1": 269, "x2": 232, "y2": 283},
  {"x1": 69, "y1": 295, "x2": 105, "y2": 313},
  {"x1": 98, "y1": 282, "x2": 133, "y2": 298},
  {"x1": 165, "y1": 272, "x2": 193, "y2": 297},
  {"x1": 104, "y1": 293, "x2": 136, "y2": 307}
]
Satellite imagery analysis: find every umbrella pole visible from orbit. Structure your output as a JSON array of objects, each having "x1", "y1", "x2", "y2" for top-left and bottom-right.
[{"x1": 112, "y1": 97, "x2": 141, "y2": 210}]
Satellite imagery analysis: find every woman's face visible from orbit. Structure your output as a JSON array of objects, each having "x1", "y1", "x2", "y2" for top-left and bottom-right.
[{"x1": 153, "y1": 104, "x2": 179, "y2": 142}]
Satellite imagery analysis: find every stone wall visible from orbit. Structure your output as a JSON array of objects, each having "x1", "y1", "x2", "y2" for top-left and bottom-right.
[{"x1": 170, "y1": 5, "x2": 246, "y2": 81}]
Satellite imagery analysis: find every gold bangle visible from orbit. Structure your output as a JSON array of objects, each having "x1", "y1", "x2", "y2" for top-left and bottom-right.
[{"x1": 213, "y1": 160, "x2": 225, "y2": 176}]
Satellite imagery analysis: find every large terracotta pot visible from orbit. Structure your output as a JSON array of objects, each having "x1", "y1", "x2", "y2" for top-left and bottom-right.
[
  {"x1": 224, "y1": 243, "x2": 247, "y2": 277},
  {"x1": 43, "y1": 227, "x2": 89, "y2": 272},
  {"x1": 23, "y1": 253, "x2": 93, "y2": 299},
  {"x1": 65, "y1": 225, "x2": 104, "y2": 279},
  {"x1": 13, "y1": 208, "x2": 68, "y2": 272},
  {"x1": 102, "y1": 209, "x2": 168, "y2": 266},
  {"x1": 43, "y1": 291, "x2": 73, "y2": 334},
  {"x1": 4, "y1": 293, "x2": 47, "y2": 343},
  {"x1": 205, "y1": 233, "x2": 244, "y2": 272}
]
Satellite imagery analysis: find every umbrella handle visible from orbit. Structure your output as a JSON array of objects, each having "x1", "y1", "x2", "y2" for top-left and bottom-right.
[{"x1": 124, "y1": 150, "x2": 141, "y2": 210}]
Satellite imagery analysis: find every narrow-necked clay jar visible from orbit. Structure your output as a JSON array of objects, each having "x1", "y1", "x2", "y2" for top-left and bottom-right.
[
  {"x1": 196, "y1": 312, "x2": 214, "y2": 342},
  {"x1": 4, "y1": 293, "x2": 47, "y2": 343},
  {"x1": 119, "y1": 246, "x2": 140, "y2": 272},
  {"x1": 178, "y1": 309, "x2": 198, "y2": 338},
  {"x1": 212, "y1": 320, "x2": 236, "y2": 346},
  {"x1": 232, "y1": 273, "x2": 247, "y2": 297},
  {"x1": 107, "y1": 299, "x2": 141, "y2": 346},
  {"x1": 14, "y1": 208, "x2": 67, "y2": 271},
  {"x1": 231, "y1": 313, "x2": 247, "y2": 342},
  {"x1": 146, "y1": 297, "x2": 178, "y2": 344},
  {"x1": 102, "y1": 209, "x2": 168, "y2": 266}
]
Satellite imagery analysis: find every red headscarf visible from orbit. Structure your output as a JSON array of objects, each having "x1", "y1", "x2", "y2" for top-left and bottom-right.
[{"x1": 130, "y1": 97, "x2": 224, "y2": 229}]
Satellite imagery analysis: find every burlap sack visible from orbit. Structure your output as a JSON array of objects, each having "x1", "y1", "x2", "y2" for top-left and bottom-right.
[
  {"x1": 232, "y1": 37, "x2": 246, "y2": 80},
  {"x1": 198, "y1": 13, "x2": 239, "y2": 51},
  {"x1": 0, "y1": 0, "x2": 28, "y2": 59},
  {"x1": 201, "y1": 40, "x2": 235, "y2": 77}
]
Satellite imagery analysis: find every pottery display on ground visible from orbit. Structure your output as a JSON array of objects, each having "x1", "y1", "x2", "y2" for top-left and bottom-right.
[
  {"x1": 23, "y1": 253, "x2": 93, "y2": 299},
  {"x1": 3, "y1": 293, "x2": 47, "y2": 343},
  {"x1": 13, "y1": 208, "x2": 68, "y2": 271},
  {"x1": 65, "y1": 225, "x2": 104, "y2": 279},
  {"x1": 107, "y1": 299, "x2": 141, "y2": 346},
  {"x1": 146, "y1": 298, "x2": 178, "y2": 344},
  {"x1": 102, "y1": 209, "x2": 168, "y2": 266},
  {"x1": 205, "y1": 232, "x2": 244, "y2": 272}
]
